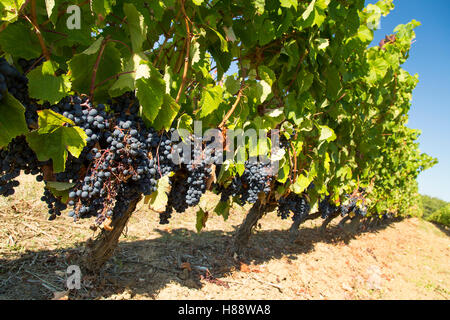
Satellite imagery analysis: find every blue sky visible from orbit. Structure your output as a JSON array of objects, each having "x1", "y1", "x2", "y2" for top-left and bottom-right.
[{"x1": 366, "y1": 0, "x2": 450, "y2": 201}]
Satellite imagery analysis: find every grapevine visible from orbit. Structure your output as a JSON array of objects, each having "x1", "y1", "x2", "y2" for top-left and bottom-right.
[{"x1": 0, "y1": 0, "x2": 437, "y2": 269}]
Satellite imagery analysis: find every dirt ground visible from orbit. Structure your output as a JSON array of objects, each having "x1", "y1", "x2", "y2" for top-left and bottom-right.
[{"x1": 0, "y1": 175, "x2": 449, "y2": 300}]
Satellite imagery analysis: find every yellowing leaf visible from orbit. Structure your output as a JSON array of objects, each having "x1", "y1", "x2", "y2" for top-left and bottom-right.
[
  {"x1": 290, "y1": 174, "x2": 313, "y2": 194},
  {"x1": 144, "y1": 173, "x2": 173, "y2": 212}
]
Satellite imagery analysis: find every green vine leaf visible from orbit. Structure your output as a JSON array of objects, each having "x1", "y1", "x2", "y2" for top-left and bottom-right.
[
  {"x1": 26, "y1": 110, "x2": 87, "y2": 173},
  {"x1": 318, "y1": 125, "x2": 337, "y2": 142},
  {"x1": 68, "y1": 39, "x2": 122, "y2": 101},
  {"x1": 123, "y1": 3, "x2": 147, "y2": 53},
  {"x1": 206, "y1": 26, "x2": 229, "y2": 52},
  {"x1": 252, "y1": 0, "x2": 265, "y2": 14},
  {"x1": 0, "y1": 22, "x2": 41, "y2": 59},
  {"x1": 44, "y1": 0, "x2": 57, "y2": 25},
  {"x1": 177, "y1": 113, "x2": 193, "y2": 132},
  {"x1": 152, "y1": 94, "x2": 180, "y2": 131},
  {"x1": 195, "y1": 208, "x2": 208, "y2": 233},
  {"x1": 45, "y1": 181, "x2": 76, "y2": 203},
  {"x1": 91, "y1": 0, "x2": 117, "y2": 17},
  {"x1": 27, "y1": 61, "x2": 71, "y2": 104},
  {"x1": 280, "y1": 0, "x2": 298, "y2": 10},
  {"x1": 224, "y1": 76, "x2": 240, "y2": 95},
  {"x1": 0, "y1": 0, "x2": 26, "y2": 22},
  {"x1": 277, "y1": 159, "x2": 290, "y2": 184},
  {"x1": 258, "y1": 66, "x2": 276, "y2": 86},
  {"x1": 214, "y1": 200, "x2": 230, "y2": 221},
  {"x1": 135, "y1": 61, "x2": 166, "y2": 123},
  {"x1": 0, "y1": 92, "x2": 28, "y2": 149},
  {"x1": 199, "y1": 85, "x2": 224, "y2": 118}
]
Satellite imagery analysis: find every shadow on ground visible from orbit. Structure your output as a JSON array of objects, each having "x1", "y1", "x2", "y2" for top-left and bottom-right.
[
  {"x1": 429, "y1": 221, "x2": 450, "y2": 237},
  {"x1": 0, "y1": 218, "x2": 400, "y2": 300}
]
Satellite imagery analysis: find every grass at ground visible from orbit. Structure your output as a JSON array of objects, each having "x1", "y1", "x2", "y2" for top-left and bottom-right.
[{"x1": 0, "y1": 175, "x2": 449, "y2": 300}]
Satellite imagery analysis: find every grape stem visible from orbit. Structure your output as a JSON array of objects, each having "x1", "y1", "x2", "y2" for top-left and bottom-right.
[
  {"x1": 286, "y1": 49, "x2": 308, "y2": 94},
  {"x1": 90, "y1": 36, "x2": 111, "y2": 100},
  {"x1": 93, "y1": 71, "x2": 135, "y2": 90},
  {"x1": 24, "y1": 55, "x2": 45, "y2": 74},
  {"x1": 25, "y1": 0, "x2": 51, "y2": 61},
  {"x1": 175, "y1": 0, "x2": 192, "y2": 104},
  {"x1": 108, "y1": 39, "x2": 133, "y2": 55},
  {"x1": 153, "y1": 11, "x2": 182, "y2": 68},
  {"x1": 218, "y1": 84, "x2": 244, "y2": 130}
]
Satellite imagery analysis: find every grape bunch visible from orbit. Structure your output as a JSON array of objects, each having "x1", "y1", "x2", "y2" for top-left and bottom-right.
[
  {"x1": 280, "y1": 129, "x2": 296, "y2": 149},
  {"x1": 184, "y1": 136, "x2": 214, "y2": 207},
  {"x1": 0, "y1": 137, "x2": 62, "y2": 219},
  {"x1": 0, "y1": 72, "x2": 6, "y2": 101},
  {"x1": 109, "y1": 93, "x2": 178, "y2": 177},
  {"x1": 0, "y1": 58, "x2": 29, "y2": 103},
  {"x1": 340, "y1": 190, "x2": 368, "y2": 218},
  {"x1": 152, "y1": 129, "x2": 179, "y2": 177},
  {"x1": 219, "y1": 160, "x2": 273, "y2": 205},
  {"x1": 55, "y1": 154, "x2": 84, "y2": 183},
  {"x1": 0, "y1": 136, "x2": 42, "y2": 197},
  {"x1": 382, "y1": 212, "x2": 393, "y2": 220},
  {"x1": 0, "y1": 90, "x2": 186, "y2": 224},
  {"x1": 159, "y1": 173, "x2": 188, "y2": 224},
  {"x1": 42, "y1": 188, "x2": 67, "y2": 220},
  {"x1": 319, "y1": 196, "x2": 338, "y2": 219},
  {"x1": 218, "y1": 177, "x2": 243, "y2": 202},
  {"x1": 340, "y1": 196, "x2": 357, "y2": 217},
  {"x1": 158, "y1": 134, "x2": 223, "y2": 224},
  {"x1": 17, "y1": 57, "x2": 44, "y2": 74},
  {"x1": 240, "y1": 161, "x2": 273, "y2": 204},
  {"x1": 51, "y1": 95, "x2": 112, "y2": 146},
  {"x1": 1, "y1": 144, "x2": 70, "y2": 221},
  {"x1": 0, "y1": 171, "x2": 20, "y2": 197},
  {"x1": 0, "y1": 59, "x2": 61, "y2": 213},
  {"x1": 66, "y1": 109, "x2": 163, "y2": 223},
  {"x1": 0, "y1": 58, "x2": 42, "y2": 127},
  {"x1": 168, "y1": 173, "x2": 189, "y2": 213},
  {"x1": 159, "y1": 206, "x2": 173, "y2": 225},
  {"x1": 108, "y1": 91, "x2": 139, "y2": 115},
  {"x1": 277, "y1": 193, "x2": 310, "y2": 221},
  {"x1": 355, "y1": 205, "x2": 368, "y2": 217}
]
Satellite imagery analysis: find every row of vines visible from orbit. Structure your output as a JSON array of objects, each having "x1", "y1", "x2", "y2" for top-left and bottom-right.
[{"x1": 0, "y1": 0, "x2": 436, "y2": 271}]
